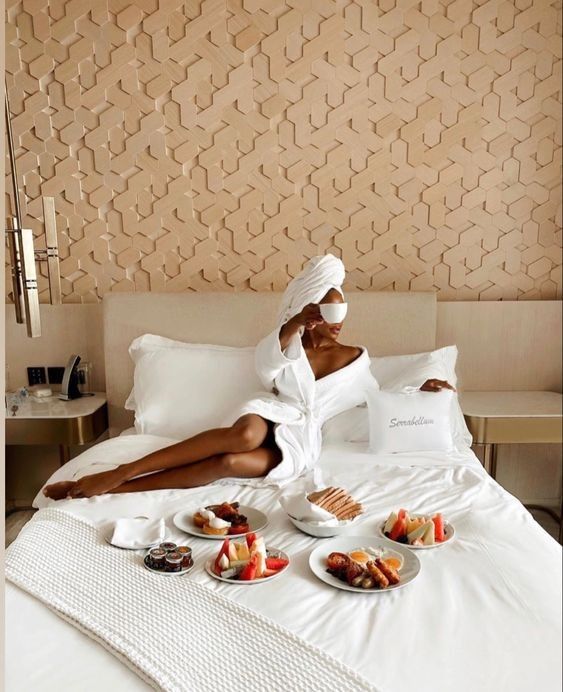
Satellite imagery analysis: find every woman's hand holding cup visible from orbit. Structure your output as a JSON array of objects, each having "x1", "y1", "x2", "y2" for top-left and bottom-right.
[{"x1": 293, "y1": 303, "x2": 324, "y2": 331}]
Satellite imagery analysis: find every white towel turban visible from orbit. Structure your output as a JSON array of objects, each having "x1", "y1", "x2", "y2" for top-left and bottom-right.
[{"x1": 277, "y1": 254, "x2": 345, "y2": 326}]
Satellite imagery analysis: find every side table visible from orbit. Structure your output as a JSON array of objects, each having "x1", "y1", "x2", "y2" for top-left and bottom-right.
[
  {"x1": 459, "y1": 391, "x2": 562, "y2": 543},
  {"x1": 5, "y1": 392, "x2": 109, "y2": 466}
]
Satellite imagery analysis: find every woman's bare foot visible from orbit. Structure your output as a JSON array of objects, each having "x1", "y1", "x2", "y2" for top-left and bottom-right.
[
  {"x1": 65, "y1": 468, "x2": 126, "y2": 499},
  {"x1": 43, "y1": 481, "x2": 77, "y2": 500}
]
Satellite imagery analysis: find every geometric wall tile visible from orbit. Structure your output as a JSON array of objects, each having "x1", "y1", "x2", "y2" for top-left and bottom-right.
[{"x1": 4, "y1": 0, "x2": 562, "y2": 303}]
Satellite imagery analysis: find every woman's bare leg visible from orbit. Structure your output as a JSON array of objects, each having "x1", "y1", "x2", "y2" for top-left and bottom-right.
[
  {"x1": 44, "y1": 415, "x2": 273, "y2": 499},
  {"x1": 107, "y1": 447, "x2": 281, "y2": 494}
]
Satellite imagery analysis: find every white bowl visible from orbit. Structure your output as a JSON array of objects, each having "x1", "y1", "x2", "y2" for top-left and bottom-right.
[{"x1": 287, "y1": 513, "x2": 358, "y2": 538}]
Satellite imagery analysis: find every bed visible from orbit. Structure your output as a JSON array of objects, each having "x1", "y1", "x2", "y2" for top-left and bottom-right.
[{"x1": 5, "y1": 292, "x2": 562, "y2": 692}]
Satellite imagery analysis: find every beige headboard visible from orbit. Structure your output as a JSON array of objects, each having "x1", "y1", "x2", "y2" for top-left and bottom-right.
[{"x1": 103, "y1": 291, "x2": 437, "y2": 433}]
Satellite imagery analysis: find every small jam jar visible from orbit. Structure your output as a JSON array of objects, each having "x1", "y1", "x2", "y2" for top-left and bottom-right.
[
  {"x1": 160, "y1": 542, "x2": 177, "y2": 553},
  {"x1": 165, "y1": 551, "x2": 183, "y2": 572},
  {"x1": 176, "y1": 546, "x2": 192, "y2": 568},
  {"x1": 148, "y1": 548, "x2": 166, "y2": 570}
]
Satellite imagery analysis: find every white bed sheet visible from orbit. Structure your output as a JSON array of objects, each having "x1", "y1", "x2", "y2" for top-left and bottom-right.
[{"x1": 6, "y1": 435, "x2": 562, "y2": 692}]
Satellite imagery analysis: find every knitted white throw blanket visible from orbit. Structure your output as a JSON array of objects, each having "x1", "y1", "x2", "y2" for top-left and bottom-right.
[{"x1": 6, "y1": 509, "x2": 381, "y2": 692}]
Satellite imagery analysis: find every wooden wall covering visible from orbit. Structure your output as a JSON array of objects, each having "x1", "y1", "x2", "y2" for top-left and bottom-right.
[{"x1": 4, "y1": 0, "x2": 562, "y2": 303}]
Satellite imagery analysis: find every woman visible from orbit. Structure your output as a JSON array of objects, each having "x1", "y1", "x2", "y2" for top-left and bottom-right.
[{"x1": 44, "y1": 255, "x2": 453, "y2": 500}]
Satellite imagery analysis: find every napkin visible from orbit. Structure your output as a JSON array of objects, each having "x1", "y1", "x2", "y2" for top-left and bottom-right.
[
  {"x1": 110, "y1": 517, "x2": 165, "y2": 549},
  {"x1": 279, "y1": 492, "x2": 340, "y2": 527}
]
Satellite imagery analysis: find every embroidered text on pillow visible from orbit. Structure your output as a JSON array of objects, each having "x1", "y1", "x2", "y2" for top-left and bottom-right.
[{"x1": 389, "y1": 416, "x2": 434, "y2": 428}]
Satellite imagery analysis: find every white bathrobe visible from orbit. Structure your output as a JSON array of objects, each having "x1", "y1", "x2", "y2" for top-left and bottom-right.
[{"x1": 224, "y1": 327, "x2": 376, "y2": 486}]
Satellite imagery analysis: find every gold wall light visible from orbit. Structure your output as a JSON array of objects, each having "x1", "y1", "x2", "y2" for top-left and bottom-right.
[{"x1": 5, "y1": 86, "x2": 61, "y2": 337}]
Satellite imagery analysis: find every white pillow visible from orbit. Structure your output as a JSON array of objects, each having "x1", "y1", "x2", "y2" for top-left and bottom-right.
[
  {"x1": 371, "y1": 345, "x2": 456, "y2": 390},
  {"x1": 322, "y1": 345, "x2": 472, "y2": 448},
  {"x1": 366, "y1": 389, "x2": 455, "y2": 454},
  {"x1": 127, "y1": 334, "x2": 262, "y2": 440}
]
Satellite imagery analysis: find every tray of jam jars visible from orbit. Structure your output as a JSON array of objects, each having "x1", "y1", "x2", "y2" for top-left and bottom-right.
[{"x1": 144, "y1": 542, "x2": 194, "y2": 575}]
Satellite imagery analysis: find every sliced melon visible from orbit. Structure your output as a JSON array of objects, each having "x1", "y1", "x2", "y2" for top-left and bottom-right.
[
  {"x1": 255, "y1": 552, "x2": 266, "y2": 578},
  {"x1": 236, "y1": 541, "x2": 250, "y2": 561},
  {"x1": 229, "y1": 559, "x2": 250, "y2": 570},
  {"x1": 406, "y1": 516, "x2": 425, "y2": 534},
  {"x1": 383, "y1": 512, "x2": 398, "y2": 534},
  {"x1": 407, "y1": 522, "x2": 429, "y2": 544},
  {"x1": 228, "y1": 543, "x2": 238, "y2": 562},
  {"x1": 422, "y1": 521, "x2": 435, "y2": 545},
  {"x1": 251, "y1": 537, "x2": 266, "y2": 557}
]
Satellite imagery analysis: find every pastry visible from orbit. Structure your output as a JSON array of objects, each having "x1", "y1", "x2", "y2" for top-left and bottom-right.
[
  {"x1": 307, "y1": 487, "x2": 364, "y2": 521},
  {"x1": 193, "y1": 507, "x2": 215, "y2": 528},
  {"x1": 202, "y1": 517, "x2": 231, "y2": 535}
]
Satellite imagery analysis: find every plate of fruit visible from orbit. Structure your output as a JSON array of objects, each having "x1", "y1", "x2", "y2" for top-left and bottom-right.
[
  {"x1": 205, "y1": 533, "x2": 290, "y2": 584},
  {"x1": 379, "y1": 509, "x2": 454, "y2": 549},
  {"x1": 309, "y1": 536, "x2": 420, "y2": 593},
  {"x1": 173, "y1": 501, "x2": 268, "y2": 539}
]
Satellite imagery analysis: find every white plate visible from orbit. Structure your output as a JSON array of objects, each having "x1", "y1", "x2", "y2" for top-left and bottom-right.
[
  {"x1": 205, "y1": 549, "x2": 290, "y2": 585},
  {"x1": 173, "y1": 505, "x2": 268, "y2": 540},
  {"x1": 143, "y1": 554, "x2": 194, "y2": 576},
  {"x1": 378, "y1": 517, "x2": 455, "y2": 549},
  {"x1": 309, "y1": 536, "x2": 420, "y2": 593}
]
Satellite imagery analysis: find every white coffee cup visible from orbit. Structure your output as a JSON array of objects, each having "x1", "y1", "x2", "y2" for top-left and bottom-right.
[{"x1": 320, "y1": 303, "x2": 348, "y2": 323}]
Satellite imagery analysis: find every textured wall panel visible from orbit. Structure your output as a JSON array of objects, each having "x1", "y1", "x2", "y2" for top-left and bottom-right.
[{"x1": 4, "y1": 0, "x2": 562, "y2": 303}]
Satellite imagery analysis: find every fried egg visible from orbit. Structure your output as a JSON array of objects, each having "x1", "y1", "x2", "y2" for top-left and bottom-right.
[{"x1": 348, "y1": 550, "x2": 372, "y2": 565}]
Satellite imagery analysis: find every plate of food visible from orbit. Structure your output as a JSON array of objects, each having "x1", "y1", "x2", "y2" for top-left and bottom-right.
[
  {"x1": 205, "y1": 533, "x2": 290, "y2": 585},
  {"x1": 379, "y1": 509, "x2": 455, "y2": 549},
  {"x1": 143, "y1": 543, "x2": 194, "y2": 576},
  {"x1": 283, "y1": 486, "x2": 364, "y2": 538},
  {"x1": 173, "y1": 501, "x2": 268, "y2": 539},
  {"x1": 309, "y1": 536, "x2": 420, "y2": 593}
]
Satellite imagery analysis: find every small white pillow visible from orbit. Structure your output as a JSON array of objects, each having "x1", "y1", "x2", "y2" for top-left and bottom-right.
[
  {"x1": 366, "y1": 389, "x2": 455, "y2": 454},
  {"x1": 127, "y1": 334, "x2": 262, "y2": 440},
  {"x1": 322, "y1": 345, "x2": 472, "y2": 449}
]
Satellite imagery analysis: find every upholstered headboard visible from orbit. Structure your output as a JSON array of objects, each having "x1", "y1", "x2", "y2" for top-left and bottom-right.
[{"x1": 103, "y1": 291, "x2": 437, "y2": 433}]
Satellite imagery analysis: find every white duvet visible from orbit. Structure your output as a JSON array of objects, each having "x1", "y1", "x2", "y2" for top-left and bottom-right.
[{"x1": 6, "y1": 435, "x2": 562, "y2": 692}]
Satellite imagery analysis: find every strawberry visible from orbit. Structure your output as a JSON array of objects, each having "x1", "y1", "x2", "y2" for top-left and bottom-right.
[
  {"x1": 246, "y1": 532, "x2": 257, "y2": 549},
  {"x1": 265, "y1": 557, "x2": 289, "y2": 570},
  {"x1": 238, "y1": 555, "x2": 258, "y2": 581}
]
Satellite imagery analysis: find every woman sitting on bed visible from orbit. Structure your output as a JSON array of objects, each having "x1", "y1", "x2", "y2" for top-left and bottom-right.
[{"x1": 44, "y1": 255, "x2": 453, "y2": 500}]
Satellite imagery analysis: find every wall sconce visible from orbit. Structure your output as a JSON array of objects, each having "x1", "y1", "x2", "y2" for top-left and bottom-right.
[{"x1": 5, "y1": 86, "x2": 61, "y2": 337}]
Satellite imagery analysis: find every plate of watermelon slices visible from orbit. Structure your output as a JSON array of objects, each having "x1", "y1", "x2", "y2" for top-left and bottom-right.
[
  {"x1": 205, "y1": 532, "x2": 290, "y2": 585},
  {"x1": 379, "y1": 509, "x2": 455, "y2": 549}
]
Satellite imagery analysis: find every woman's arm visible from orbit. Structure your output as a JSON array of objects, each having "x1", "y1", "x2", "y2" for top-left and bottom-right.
[
  {"x1": 255, "y1": 304, "x2": 323, "y2": 389},
  {"x1": 278, "y1": 304, "x2": 323, "y2": 349}
]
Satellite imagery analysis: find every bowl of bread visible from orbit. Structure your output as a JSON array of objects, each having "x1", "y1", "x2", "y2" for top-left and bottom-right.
[{"x1": 283, "y1": 486, "x2": 364, "y2": 538}]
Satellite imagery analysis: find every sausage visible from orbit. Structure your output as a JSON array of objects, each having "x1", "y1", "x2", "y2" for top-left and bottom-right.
[
  {"x1": 366, "y1": 560, "x2": 389, "y2": 588},
  {"x1": 375, "y1": 558, "x2": 400, "y2": 585}
]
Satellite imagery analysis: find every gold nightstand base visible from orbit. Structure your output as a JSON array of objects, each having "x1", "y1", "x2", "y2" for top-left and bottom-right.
[{"x1": 6, "y1": 404, "x2": 108, "y2": 446}]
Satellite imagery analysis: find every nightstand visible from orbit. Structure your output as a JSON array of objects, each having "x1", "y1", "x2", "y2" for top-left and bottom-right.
[
  {"x1": 5, "y1": 392, "x2": 109, "y2": 465},
  {"x1": 459, "y1": 391, "x2": 562, "y2": 543}
]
